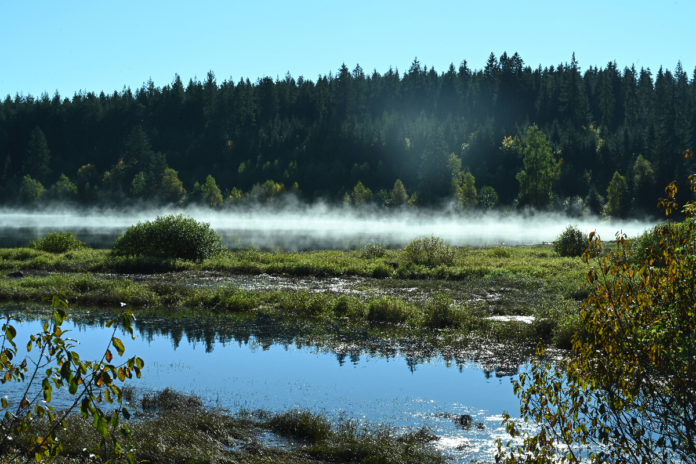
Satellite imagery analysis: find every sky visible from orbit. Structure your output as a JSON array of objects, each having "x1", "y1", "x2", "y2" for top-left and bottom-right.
[{"x1": 1, "y1": 0, "x2": 694, "y2": 99}]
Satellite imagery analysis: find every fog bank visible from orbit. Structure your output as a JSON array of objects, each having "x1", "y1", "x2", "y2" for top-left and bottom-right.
[{"x1": 0, "y1": 203, "x2": 658, "y2": 251}]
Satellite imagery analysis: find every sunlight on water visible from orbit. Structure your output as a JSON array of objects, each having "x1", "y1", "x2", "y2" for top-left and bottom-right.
[{"x1": 5, "y1": 311, "x2": 533, "y2": 462}]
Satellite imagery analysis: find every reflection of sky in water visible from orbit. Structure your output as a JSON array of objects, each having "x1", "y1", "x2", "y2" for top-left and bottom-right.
[{"x1": 7, "y1": 314, "x2": 528, "y2": 462}]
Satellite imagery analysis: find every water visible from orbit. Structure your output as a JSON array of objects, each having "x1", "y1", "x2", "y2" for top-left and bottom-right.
[
  {"x1": 0, "y1": 207, "x2": 654, "y2": 251},
  {"x1": 3, "y1": 308, "x2": 533, "y2": 462}
]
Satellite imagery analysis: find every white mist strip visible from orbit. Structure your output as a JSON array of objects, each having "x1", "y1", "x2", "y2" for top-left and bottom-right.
[{"x1": 0, "y1": 204, "x2": 657, "y2": 248}]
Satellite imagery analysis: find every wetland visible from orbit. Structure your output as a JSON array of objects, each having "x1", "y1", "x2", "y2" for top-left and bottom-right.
[{"x1": 0, "y1": 212, "x2": 648, "y2": 463}]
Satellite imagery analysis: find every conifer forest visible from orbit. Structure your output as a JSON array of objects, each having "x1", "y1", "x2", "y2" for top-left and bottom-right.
[{"x1": 2, "y1": 52, "x2": 695, "y2": 217}]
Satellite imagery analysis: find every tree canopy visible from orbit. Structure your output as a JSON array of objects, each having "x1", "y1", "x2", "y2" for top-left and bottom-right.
[{"x1": 0, "y1": 54, "x2": 694, "y2": 214}]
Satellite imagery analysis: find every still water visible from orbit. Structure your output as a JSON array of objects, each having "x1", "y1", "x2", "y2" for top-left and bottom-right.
[{"x1": 4, "y1": 308, "x2": 532, "y2": 462}]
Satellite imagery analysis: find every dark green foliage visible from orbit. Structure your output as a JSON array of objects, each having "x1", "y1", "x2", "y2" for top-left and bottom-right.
[
  {"x1": 478, "y1": 185, "x2": 499, "y2": 209},
  {"x1": 2, "y1": 54, "x2": 695, "y2": 211},
  {"x1": 23, "y1": 126, "x2": 51, "y2": 183},
  {"x1": 30, "y1": 232, "x2": 86, "y2": 253},
  {"x1": 111, "y1": 214, "x2": 226, "y2": 261},
  {"x1": 553, "y1": 224, "x2": 586, "y2": 257},
  {"x1": 403, "y1": 236, "x2": 455, "y2": 267}
]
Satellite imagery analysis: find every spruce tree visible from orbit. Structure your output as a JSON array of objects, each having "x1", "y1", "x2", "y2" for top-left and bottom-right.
[{"x1": 23, "y1": 127, "x2": 51, "y2": 183}]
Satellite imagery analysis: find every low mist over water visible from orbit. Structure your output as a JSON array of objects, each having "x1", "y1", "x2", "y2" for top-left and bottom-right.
[{"x1": 0, "y1": 204, "x2": 657, "y2": 251}]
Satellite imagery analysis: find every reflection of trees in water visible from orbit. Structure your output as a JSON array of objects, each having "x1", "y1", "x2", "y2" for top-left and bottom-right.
[{"x1": 8, "y1": 307, "x2": 534, "y2": 377}]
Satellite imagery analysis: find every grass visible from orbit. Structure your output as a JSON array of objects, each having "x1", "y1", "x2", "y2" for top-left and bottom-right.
[
  {"x1": 0, "y1": 244, "x2": 587, "y2": 283},
  {"x1": 0, "y1": 243, "x2": 591, "y2": 348},
  {"x1": 3, "y1": 390, "x2": 447, "y2": 464}
]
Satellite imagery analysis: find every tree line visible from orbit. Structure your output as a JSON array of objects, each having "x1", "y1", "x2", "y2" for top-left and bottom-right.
[{"x1": 1, "y1": 52, "x2": 695, "y2": 216}]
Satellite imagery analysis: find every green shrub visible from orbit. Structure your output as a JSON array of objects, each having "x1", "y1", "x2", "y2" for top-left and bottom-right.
[
  {"x1": 367, "y1": 297, "x2": 417, "y2": 324},
  {"x1": 111, "y1": 214, "x2": 226, "y2": 261},
  {"x1": 403, "y1": 236, "x2": 455, "y2": 267},
  {"x1": 360, "y1": 242, "x2": 387, "y2": 259},
  {"x1": 553, "y1": 225, "x2": 586, "y2": 257},
  {"x1": 629, "y1": 222, "x2": 675, "y2": 266},
  {"x1": 423, "y1": 294, "x2": 455, "y2": 328},
  {"x1": 371, "y1": 263, "x2": 392, "y2": 278},
  {"x1": 333, "y1": 295, "x2": 367, "y2": 319},
  {"x1": 488, "y1": 247, "x2": 512, "y2": 258},
  {"x1": 31, "y1": 232, "x2": 86, "y2": 253}
]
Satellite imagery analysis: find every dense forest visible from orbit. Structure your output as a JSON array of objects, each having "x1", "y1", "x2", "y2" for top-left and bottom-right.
[{"x1": 1, "y1": 52, "x2": 695, "y2": 217}]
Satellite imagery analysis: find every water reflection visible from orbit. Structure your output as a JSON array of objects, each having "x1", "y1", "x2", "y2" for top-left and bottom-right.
[{"x1": 4, "y1": 306, "x2": 532, "y2": 462}]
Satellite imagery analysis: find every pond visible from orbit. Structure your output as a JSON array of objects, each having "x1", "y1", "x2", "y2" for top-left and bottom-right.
[
  {"x1": 3, "y1": 307, "x2": 537, "y2": 462},
  {"x1": 0, "y1": 206, "x2": 653, "y2": 251}
]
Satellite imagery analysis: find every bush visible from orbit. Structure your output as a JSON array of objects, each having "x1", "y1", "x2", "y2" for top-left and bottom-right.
[
  {"x1": 403, "y1": 236, "x2": 455, "y2": 267},
  {"x1": 360, "y1": 242, "x2": 387, "y2": 259},
  {"x1": 498, "y1": 219, "x2": 696, "y2": 462},
  {"x1": 423, "y1": 294, "x2": 455, "y2": 328},
  {"x1": 111, "y1": 214, "x2": 226, "y2": 261},
  {"x1": 488, "y1": 247, "x2": 512, "y2": 258},
  {"x1": 367, "y1": 297, "x2": 417, "y2": 324},
  {"x1": 31, "y1": 231, "x2": 86, "y2": 253},
  {"x1": 371, "y1": 263, "x2": 392, "y2": 278},
  {"x1": 553, "y1": 224, "x2": 586, "y2": 257},
  {"x1": 629, "y1": 222, "x2": 676, "y2": 266}
]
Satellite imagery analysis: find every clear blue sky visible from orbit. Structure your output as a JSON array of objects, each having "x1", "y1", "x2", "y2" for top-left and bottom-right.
[{"x1": 1, "y1": 0, "x2": 693, "y2": 98}]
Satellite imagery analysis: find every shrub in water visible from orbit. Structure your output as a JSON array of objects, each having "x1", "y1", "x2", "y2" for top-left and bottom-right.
[
  {"x1": 111, "y1": 214, "x2": 226, "y2": 261},
  {"x1": 403, "y1": 236, "x2": 455, "y2": 267},
  {"x1": 367, "y1": 297, "x2": 416, "y2": 324},
  {"x1": 31, "y1": 231, "x2": 86, "y2": 253},
  {"x1": 553, "y1": 225, "x2": 586, "y2": 257},
  {"x1": 423, "y1": 294, "x2": 455, "y2": 328}
]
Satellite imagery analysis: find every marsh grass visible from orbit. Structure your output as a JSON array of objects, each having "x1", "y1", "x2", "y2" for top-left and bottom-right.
[
  {"x1": 266, "y1": 410, "x2": 446, "y2": 464},
  {"x1": 0, "y1": 243, "x2": 587, "y2": 284},
  {"x1": 0, "y1": 243, "x2": 590, "y2": 347},
  {"x1": 3, "y1": 390, "x2": 446, "y2": 464}
]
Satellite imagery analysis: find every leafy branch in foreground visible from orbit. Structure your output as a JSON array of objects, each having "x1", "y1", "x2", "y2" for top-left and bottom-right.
[
  {"x1": 0, "y1": 293, "x2": 144, "y2": 464},
  {"x1": 496, "y1": 155, "x2": 696, "y2": 463}
]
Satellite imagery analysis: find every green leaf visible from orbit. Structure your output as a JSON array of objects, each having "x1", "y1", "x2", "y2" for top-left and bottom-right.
[
  {"x1": 96, "y1": 417, "x2": 108, "y2": 437},
  {"x1": 112, "y1": 338, "x2": 125, "y2": 356}
]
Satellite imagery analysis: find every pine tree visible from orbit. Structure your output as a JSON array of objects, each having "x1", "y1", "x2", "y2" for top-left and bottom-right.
[
  {"x1": 390, "y1": 179, "x2": 408, "y2": 206},
  {"x1": 23, "y1": 127, "x2": 51, "y2": 183}
]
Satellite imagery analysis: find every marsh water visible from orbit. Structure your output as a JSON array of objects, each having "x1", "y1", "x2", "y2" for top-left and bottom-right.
[
  {"x1": 4, "y1": 307, "x2": 535, "y2": 462},
  {"x1": 0, "y1": 207, "x2": 654, "y2": 250}
]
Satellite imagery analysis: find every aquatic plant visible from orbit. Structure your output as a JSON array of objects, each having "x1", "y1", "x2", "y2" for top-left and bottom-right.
[
  {"x1": 30, "y1": 231, "x2": 86, "y2": 253},
  {"x1": 111, "y1": 214, "x2": 226, "y2": 261}
]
